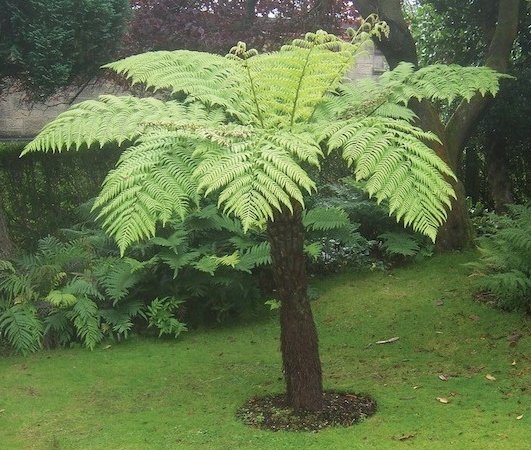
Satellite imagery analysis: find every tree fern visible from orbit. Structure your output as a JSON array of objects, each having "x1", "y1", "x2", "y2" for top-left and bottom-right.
[{"x1": 24, "y1": 20, "x2": 506, "y2": 256}]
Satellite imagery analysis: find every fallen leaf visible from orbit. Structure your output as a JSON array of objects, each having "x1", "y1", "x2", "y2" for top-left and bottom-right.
[
  {"x1": 376, "y1": 336, "x2": 400, "y2": 344},
  {"x1": 507, "y1": 333, "x2": 522, "y2": 344},
  {"x1": 485, "y1": 374, "x2": 496, "y2": 381},
  {"x1": 436, "y1": 397, "x2": 449, "y2": 404},
  {"x1": 413, "y1": 385, "x2": 420, "y2": 390},
  {"x1": 395, "y1": 434, "x2": 415, "y2": 441},
  {"x1": 102, "y1": 344, "x2": 112, "y2": 350},
  {"x1": 469, "y1": 314, "x2": 480, "y2": 321},
  {"x1": 438, "y1": 374, "x2": 448, "y2": 381},
  {"x1": 511, "y1": 361, "x2": 517, "y2": 366},
  {"x1": 516, "y1": 414, "x2": 523, "y2": 420}
]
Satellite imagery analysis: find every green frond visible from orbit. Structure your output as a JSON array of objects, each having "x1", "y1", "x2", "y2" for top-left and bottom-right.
[
  {"x1": 70, "y1": 295, "x2": 102, "y2": 350},
  {"x1": 381, "y1": 63, "x2": 510, "y2": 104},
  {"x1": 325, "y1": 117, "x2": 455, "y2": 241},
  {"x1": 104, "y1": 50, "x2": 253, "y2": 122},
  {"x1": 22, "y1": 96, "x2": 207, "y2": 154},
  {"x1": 93, "y1": 132, "x2": 200, "y2": 254},
  {"x1": 235, "y1": 242, "x2": 271, "y2": 273},
  {"x1": 195, "y1": 134, "x2": 315, "y2": 231},
  {"x1": 304, "y1": 241, "x2": 323, "y2": 260},
  {"x1": 0, "y1": 304, "x2": 43, "y2": 355},
  {"x1": 303, "y1": 207, "x2": 350, "y2": 231},
  {"x1": 45, "y1": 290, "x2": 77, "y2": 307}
]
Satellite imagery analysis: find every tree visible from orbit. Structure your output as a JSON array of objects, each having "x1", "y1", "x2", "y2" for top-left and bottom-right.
[
  {"x1": 410, "y1": 1, "x2": 531, "y2": 212},
  {"x1": 24, "y1": 20, "x2": 504, "y2": 411},
  {"x1": 354, "y1": 0, "x2": 521, "y2": 249},
  {"x1": 123, "y1": 0, "x2": 359, "y2": 55},
  {"x1": 0, "y1": 0, "x2": 129, "y2": 257}
]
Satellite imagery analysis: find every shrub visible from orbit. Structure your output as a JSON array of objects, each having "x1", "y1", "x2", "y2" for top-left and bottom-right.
[{"x1": 469, "y1": 204, "x2": 531, "y2": 313}]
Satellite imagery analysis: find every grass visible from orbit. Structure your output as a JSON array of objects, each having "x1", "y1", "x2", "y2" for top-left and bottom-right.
[{"x1": 0, "y1": 251, "x2": 529, "y2": 449}]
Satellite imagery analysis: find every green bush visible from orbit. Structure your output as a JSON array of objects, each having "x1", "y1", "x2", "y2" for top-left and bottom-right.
[{"x1": 469, "y1": 204, "x2": 531, "y2": 312}]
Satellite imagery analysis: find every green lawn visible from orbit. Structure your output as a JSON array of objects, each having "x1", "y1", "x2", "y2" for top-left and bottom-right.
[{"x1": 1, "y1": 252, "x2": 529, "y2": 449}]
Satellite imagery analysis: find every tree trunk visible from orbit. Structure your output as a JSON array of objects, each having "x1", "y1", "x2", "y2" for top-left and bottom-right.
[
  {"x1": 267, "y1": 203, "x2": 323, "y2": 411},
  {"x1": 464, "y1": 146, "x2": 482, "y2": 205},
  {"x1": 355, "y1": 0, "x2": 520, "y2": 250},
  {"x1": 486, "y1": 133, "x2": 514, "y2": 213},
  {"x1": 0, "y1": 199, "x2": 15, "y2": 259}
]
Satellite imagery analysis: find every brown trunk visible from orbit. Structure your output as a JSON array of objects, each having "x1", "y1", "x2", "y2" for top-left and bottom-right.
[
  {"x1": 486, "y1": 133, "x2": 514, "y2": 213},
  {"x1": 0, "y1": 199, "x2": 15, "y2": 259},
  {"x1": 267, "y1": 203, "x2": 323, "y2": 411},
  {"x1": 464, "y1": 147, "x2": 482, "y2": 205}
]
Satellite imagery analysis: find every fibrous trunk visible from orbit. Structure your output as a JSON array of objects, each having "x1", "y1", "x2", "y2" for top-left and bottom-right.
[{"x1": 267, "y1": 203, "x2": 323, "y2": 411}]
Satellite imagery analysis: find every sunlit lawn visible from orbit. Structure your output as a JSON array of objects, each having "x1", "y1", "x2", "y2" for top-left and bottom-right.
[{"x1": 1, "y1": 251, "x2": 529, "y2": 449}]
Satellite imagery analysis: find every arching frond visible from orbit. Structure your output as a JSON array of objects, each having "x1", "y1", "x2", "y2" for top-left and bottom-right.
[
  {"x1": 104, "y1": 50, "x2": 253, "y2": 122},
  {"x1": 245, "y1": 30, "x2": 378, "y2": 129},
  {"x1": 195, "y1": 132, "x2": 316, "y2": 231},
  {"x1": 93, "y1": 131, "x2": 200, "y2": 254},
  {"x1": 320, "y1": 62, "x2": 509, "y2": 121},
  {"x1": 22, "y1": 96, "x2": 221, "y2": 154},
  {"x1": 323, "y1": 117, "x2": 455, "y2": 241},
  {"x1": 382, "y1": 63, "x2": 510, "y2": 104}
]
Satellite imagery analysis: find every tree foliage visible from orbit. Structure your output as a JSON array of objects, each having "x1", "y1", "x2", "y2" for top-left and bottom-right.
[
  {"x1": 124, "y1": 0, "x2": 360, "y2": 54},
  {"x1": 0, "y1": 0, "x2": 129, "y2": 99}
]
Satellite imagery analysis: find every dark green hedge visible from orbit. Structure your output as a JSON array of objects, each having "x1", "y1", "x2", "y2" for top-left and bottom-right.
[{"x1": 0, "y1": 141, "x2": 121, "y2": 250}]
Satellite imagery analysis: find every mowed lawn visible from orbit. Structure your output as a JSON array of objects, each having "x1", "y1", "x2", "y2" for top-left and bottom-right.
[{"x1": 0, "y1": 252, "x2": 529, "y2": 450}]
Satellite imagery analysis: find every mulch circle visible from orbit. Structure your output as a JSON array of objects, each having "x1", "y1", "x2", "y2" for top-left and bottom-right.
[{"x1": 236, "y1": 391, "x2": 377, "y2": 432}]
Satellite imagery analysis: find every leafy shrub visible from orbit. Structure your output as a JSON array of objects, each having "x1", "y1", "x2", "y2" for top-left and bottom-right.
[
  {"x1": 378, "y1": 231, "x2": 434, "y2": 262},
  {"x1": 469, "y1": 204, "x2": 531, "y2": 312},
  {"x1": 0, "y1": 231, "x2": 152, "y2": 354}
]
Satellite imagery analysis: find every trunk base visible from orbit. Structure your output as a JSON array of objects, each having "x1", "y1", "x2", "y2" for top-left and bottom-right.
[{"x1": 237, "y1": 391, "x2": 377, "y2": 431}]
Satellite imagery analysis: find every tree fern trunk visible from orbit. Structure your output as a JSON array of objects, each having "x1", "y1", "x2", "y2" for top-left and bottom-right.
[{"x1": 267, "y1": 203, "x2": 323, "y2": 411}]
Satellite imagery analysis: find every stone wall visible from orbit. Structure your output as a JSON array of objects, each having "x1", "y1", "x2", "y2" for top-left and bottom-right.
[{"x1": 0, "y1": 47, "x2": 387, "y2": 139}]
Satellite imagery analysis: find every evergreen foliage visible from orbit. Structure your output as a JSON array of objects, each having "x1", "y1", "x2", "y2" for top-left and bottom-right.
[
  {"x1": 24, "y1": 19, "x2": 506, "y2": 257},
  {"x1": 0, "y1": 0, "x2": 129, "y2": 99}
]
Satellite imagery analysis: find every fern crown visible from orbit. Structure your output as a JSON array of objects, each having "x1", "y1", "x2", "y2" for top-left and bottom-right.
[{"x1": 24, "y1": 16, "x2": 506, "y2": 253}]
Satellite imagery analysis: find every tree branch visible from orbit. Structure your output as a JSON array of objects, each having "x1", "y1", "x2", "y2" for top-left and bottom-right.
[{"x1": 445, "y1": 0, "x2": 520, "y2": 157}]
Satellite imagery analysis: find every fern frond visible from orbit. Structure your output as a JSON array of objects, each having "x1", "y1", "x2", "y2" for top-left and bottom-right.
[
  {"x1": 93, "y1": 132, "x2": 200, "y2": 254},
  {"x1": 70, "y1": 296, "x2": 102, "y2": 350},
  {"x1": 0, "y1": 304, "x2": 43, "y2": 355},
  {"x1": 45, "y1": 290, "x2": 77, "y2": 307},
  {"x1": 196, "y1": 135, "x2": 316, "y2": 231},
  {"x1": 381, "y1": 63, "x2": 510, "y2": 104},
  {"x1": 104, "y1": 51, "x2": 252, "y2": 122},
  {"x1": 303, "y1": 207, "x2": 350, "y2": 231},
  {"x1": 235, "y1": 242, "x2": 271, "y2": 273},
  {"x1": 324, "y1": 117, "x2": 455, "y2": 241},
  {"x1": 22, "y1": 96, "x2": 209, "y2": 154}
]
